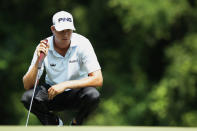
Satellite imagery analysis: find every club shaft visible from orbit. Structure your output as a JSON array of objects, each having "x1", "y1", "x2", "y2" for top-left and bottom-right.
[{"x1": 25, "y1": 70, "x2": 40, "y2": 127}]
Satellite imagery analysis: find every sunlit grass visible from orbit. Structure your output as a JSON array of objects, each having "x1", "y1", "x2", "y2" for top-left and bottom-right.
[{"x1": 0, "y1": 126, "x2": 196, "y2": 131}]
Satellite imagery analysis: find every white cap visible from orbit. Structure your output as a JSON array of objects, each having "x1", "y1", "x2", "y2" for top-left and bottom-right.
[{"x1": 52, "y1": 11, "x2": 76, "y2": 31}]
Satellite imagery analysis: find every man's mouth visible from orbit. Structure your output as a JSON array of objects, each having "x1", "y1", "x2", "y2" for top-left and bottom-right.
[{"x1": 62, "y1": 38, "x2": 68, "y2": 40}]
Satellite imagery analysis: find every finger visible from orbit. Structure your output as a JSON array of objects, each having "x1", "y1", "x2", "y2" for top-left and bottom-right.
[
  {"x1": 38, "y1": 47, "x2": 47, "y2": 55},
  {"x1": 40, "y1": 39, "x2": 48, "y2": 44},
  {"x1": 48, "y1": 88, "x2": 55, "y2": 100},
  {"x1": 48, "y1": 91, "x2": 53, "y2": 100},
  {"x1": 40, "y1": 47, "x2": 47, "y2": 52},
  {"x1": 37, "y1": 51, "x2": 40, "y2": 57},
  {"x1": 45, "y1": 48, "x2": 49, "y2": 55},
  {"x1": 40, "y1": 40, "x2": 49, "y2": 48},
  {"x1": 39, "y1": 43, "x2": 49, "y2": 54},
  {"x1": 36, "y1": 43, "x2": 47, "y2": 57},
  {"x1": 40, "y1": 43, "x2": 47, "y2": 48},
  {"x1": 50, "y1": 91, "x2": 55, "y2": 100},
  {"x1": 48, "y1": 87, "x2": 51, "y2": 92},
  {"x1": 36, "y1": 48, "x2": 41, "y2": 57},
  {"x1": 45, "y1": 47, "x2": 49, "y2": 55},
  {"x1": 50, "y1": 90, "x2": 57, "y2": 100},
  {"x1": 48, "y1": 88, "x2": 52, "y2": 96}
]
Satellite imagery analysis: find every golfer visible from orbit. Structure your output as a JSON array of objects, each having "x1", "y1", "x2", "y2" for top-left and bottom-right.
[{"x1": 21, "y1": 11, "x2": 103, "y2": 125}]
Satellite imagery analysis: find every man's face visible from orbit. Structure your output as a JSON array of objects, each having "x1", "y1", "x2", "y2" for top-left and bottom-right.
[{"x1": 52, "y1": 26, "x2": 73, "y2": 48}]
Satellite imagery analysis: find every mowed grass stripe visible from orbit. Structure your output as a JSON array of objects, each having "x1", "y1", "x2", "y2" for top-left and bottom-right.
[{"x1": 0, "y1": 126, "x2": 197, "y2": 131}]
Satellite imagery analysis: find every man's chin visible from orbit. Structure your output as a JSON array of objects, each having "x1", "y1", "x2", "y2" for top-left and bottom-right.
[{"x1": 62, "y1": 39, "x2": 70, "y2": 43}]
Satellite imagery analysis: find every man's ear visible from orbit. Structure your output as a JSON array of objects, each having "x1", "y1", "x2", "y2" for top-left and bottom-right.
[{"x1": 51, "y1": 26, "x2": 55, "y2": 33}]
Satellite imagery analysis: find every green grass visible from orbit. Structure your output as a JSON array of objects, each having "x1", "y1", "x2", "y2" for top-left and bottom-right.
[{"x1": 0, "y1": 126, "x2": 197, "y2": 131}]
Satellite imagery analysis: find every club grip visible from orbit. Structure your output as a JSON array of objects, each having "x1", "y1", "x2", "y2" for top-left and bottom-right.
[
  {"x1": 38, "y1": 39, "x2": 48, "y2": 69},
  {"x1": 38, "y1": 52, "x2": 45, "y2": 69}
]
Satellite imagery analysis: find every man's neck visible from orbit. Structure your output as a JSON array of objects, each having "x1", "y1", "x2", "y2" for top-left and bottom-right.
[{"x1": 53, "y1": 38, "x2": 71, "y2": 57}]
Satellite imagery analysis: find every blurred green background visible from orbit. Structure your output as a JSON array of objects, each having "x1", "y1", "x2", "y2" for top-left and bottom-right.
[{"x1": 0, "y1": 0, "x2": 197, "y2": 126}]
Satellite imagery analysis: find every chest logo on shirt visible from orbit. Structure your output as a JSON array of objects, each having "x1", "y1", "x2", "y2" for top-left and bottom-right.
[
  {"x1": 69, "y1": 59, "x2": 78, "y2": 63},
  {"x1": 50, "y1": 63, "x2": 56, "y2": 67}
]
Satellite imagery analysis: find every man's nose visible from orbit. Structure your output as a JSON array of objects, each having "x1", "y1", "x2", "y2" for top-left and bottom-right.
[{"x1": 63, "y1": 30, "x2": 68, "y2": 36}]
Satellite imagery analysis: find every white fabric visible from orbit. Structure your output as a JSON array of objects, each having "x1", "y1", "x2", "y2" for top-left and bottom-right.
[
  {"x1": 27, "y1": 33, "x2": 101, "y2": 87},
  {"x1": 52, "y1": 11, "x2": 76, "y2": 31}
]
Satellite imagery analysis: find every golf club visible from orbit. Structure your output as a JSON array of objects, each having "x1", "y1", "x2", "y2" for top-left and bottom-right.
[{"x1": 25, "y1": 40, "x2": 48, "y2": 127}]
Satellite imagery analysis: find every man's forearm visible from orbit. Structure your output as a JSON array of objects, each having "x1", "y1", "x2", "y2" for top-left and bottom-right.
[
  {"x1": 58, "y1": 70, "x2": 103, "y2": 90},
  {"x1": 48, "y1": 70, "x2": 103, "y2": 100},
  {"x1": 59, "y1": 77, "x2": 102, "y2": 90},
  {"x1": 23, "y1": 59, "x2": 39, "y2": 90}
]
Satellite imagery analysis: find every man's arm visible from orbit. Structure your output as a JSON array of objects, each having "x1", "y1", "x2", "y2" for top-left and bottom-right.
[
  {"x1": 23, "y1": 59, "x2": 39, "y2": 90},
  {"x1": 23, "y1": 40, "x2": 49, "y2": 90},
  {"x1": 48, "y1": 69, "x2": 103, "y2": 100}
]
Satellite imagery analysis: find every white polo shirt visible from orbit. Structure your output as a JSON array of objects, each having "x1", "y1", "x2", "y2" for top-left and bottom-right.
[{"x1": 28, "y1": 33, "x2": 101, "y2": 86}]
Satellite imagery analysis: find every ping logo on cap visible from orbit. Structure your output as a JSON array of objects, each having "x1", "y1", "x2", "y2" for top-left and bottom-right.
[
  {"x1": 53, "y1": 11, "x2": 76, "y2": 31},
  {"x1": 58, "y1": 17, "x2": 72, "y2": 23}
]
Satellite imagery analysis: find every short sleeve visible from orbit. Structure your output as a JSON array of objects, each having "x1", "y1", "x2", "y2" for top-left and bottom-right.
[{"x1": 80, "y1": 40, "x2": 101, "y2": 74}]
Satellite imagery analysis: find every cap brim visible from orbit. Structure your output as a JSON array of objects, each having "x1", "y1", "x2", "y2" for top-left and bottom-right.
[{"x1": 55, "y1": 23, "x2": 76, "y2": 31}]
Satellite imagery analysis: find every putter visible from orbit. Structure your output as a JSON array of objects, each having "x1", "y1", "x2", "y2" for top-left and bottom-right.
[
  {"x1": 25, "y1": 68, "x2": 41, "y2": 126},
  {"x1": 25, "y1": 40, "x2": 48, "y2": 127}
]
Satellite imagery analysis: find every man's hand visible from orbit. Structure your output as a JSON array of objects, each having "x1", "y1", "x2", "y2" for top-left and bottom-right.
[
  {"x1": 48, "y1": 85, "x2": 65, "y2": 100},
  {"x1": 37, "y1": 40, "x2": 49, "y2": 57},
  {"x1": 47, "y1": 69, "x2": 103, "y2": 100}
]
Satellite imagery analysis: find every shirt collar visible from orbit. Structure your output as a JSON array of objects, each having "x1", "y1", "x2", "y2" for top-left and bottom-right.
[
  {"x1": 48, "y1": 36, "x2": 54, "y2": 51},
  {"x1": 49, "y1": 35, "x2": 77, "y2": 51}
]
